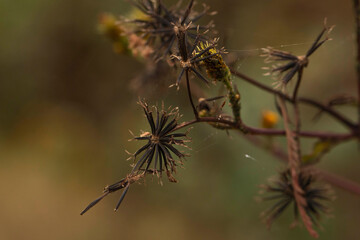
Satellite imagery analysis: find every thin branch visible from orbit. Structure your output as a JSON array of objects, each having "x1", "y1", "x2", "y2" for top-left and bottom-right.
[
  {"x1": 277, "y1": 90, "x2": 318, "y2": 238},
  {"x1": 230, "y1": 68, "x2": 290, "y2": 100},
  {"x1": 298, "y1": 98, "x2": 358, "y2": 131},
  {"x1": 316, "y1": 169, "x2": 360, "y2": 195},
  {"x1": 292, "y1": 68, "x2": 304, "y2": 101},
  {"x1": 293, "y1": 70, "x2": 303, "y2": 154},
  {"x1": 243, "y1": 125, "x2": 353, "y2": 140},
  {"x1": 230, "y1": 68, "x2": 358, "y2": 130},
  {"x1": 172, "y1": 117, "x2": 354, "y2": 140},
  {"x1": 185, "y1": 70, "x2": 199, "y2": 119}
]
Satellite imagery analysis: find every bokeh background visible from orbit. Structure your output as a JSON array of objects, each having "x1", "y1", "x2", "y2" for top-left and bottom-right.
[{"x1": 1, "y1": 0, "x2": 359, "y2": 239}]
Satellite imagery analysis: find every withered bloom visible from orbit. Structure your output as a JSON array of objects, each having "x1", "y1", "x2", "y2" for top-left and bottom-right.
[
  {"x1": 80, "y1": 100, "x2": 190, "y2": 215},
  {"x1": 262, "y1": 20, "x2": 334, "y2": 88},
  {"x1": 126, "y1": 0, "x2": 216, "y2": 61},
  {"x1": 259, "y1": 169, "x2": 333, "y2": 228},
  {"x1": 129, "y1": 100, "x2": 190, "y2": 181}
]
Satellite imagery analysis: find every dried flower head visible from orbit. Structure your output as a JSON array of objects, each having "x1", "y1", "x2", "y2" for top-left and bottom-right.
[
  {"x1": 262, "y1": 19, "x2": 334, "y2": 88},
  {"x1": 128, "y1": 99, "x2": 191, "y2": 182},
  {"x1": 259, "y1": 169, "x2": 333, "y2": 229},
  {"x1": 80, "y1": 100, "x2": 190, "y2": 215},
  {"x1": 126, "y1": 0, "x2": 216, "y2": 61}
]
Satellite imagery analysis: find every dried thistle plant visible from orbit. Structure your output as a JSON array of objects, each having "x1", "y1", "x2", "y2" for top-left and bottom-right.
[
  {"x1": 261, "y1": 19, "x2": 334, "y2": 89},
  {"x1": 127, "y1": 99, "x2": 191, "y2": 182},
  {"x1": 81, "y1": 99, "x2": 190, "y2": 214},
  {"x1": 80, "y1": 0, "x2": 360, "y2": 238}
]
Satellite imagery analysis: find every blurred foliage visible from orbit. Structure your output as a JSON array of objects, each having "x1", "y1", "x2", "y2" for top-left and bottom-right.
[{"x1": 0, "y1": 0, "x2": 359, "y2": 239}]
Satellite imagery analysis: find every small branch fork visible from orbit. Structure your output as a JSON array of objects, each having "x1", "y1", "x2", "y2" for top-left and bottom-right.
[{"x1": 230, "y1": 69, "x2": 358, "y2": 131}]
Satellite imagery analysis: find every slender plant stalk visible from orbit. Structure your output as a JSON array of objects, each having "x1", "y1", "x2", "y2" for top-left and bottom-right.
[
  {"x1": 316, "y1": 169, "x2": 360, "y2": 195},
  {"x1": 222, "y1": 74, "x2": 241, "y2": 124},
  {"x1": 173, "y1": 116, "x2": 354, "y2": 140},
  {"x1": 293, "y1": 70, "x2": 303, "y2": 155},
  {"x1": 292, "y1": 68, "x2": 304, "y2": 101},
  {"x1": 277, "y1": 91, "x2": 318, "y2": 238},
  {"x1": 288, "y1": 70, "x2": 318, "y2": 237},
  {"x1": 243, "y1": 125, "x2": 353, "y2": 140},
  {"x1": 185, "y1": 70, "x2": 199, "y2": 119},
  {"x1": 297, "y1": 98, "x2": 358, "y2": 130}
]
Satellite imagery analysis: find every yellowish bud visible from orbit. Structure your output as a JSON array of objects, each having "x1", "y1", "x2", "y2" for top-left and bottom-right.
[{"x1": 261, "y1": 110, "x2": 279, "y2": 129}]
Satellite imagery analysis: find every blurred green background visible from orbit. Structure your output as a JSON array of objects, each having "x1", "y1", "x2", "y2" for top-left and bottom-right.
[{"x1": 1, "y1": 0, "x2": 359, "y2": 239}]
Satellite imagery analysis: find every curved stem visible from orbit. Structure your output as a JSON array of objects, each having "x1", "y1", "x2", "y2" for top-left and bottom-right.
[
  {"x1": 292, "y1": 68, "x2": 303, "y2": 101},
  {"x1": 243, "y1": 125, "x2": 354, "y2": 140},
  {"x1": 173, "y1": 117, "x2": 355, "y2": 140},
  {"x1": 297, "y1": 98, "x2": 358, "y2": 131},
  {"x1": 185, "y1": 70, "x2": 198, "y2": 119},
  {"x1": 316, "y1": 169, "x2": 360, "y2": 195}
]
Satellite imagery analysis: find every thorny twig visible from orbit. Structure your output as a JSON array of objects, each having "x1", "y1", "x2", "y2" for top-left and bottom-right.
[{"x1": 90, "y1": 1, "x2": 360, "y2": 237}]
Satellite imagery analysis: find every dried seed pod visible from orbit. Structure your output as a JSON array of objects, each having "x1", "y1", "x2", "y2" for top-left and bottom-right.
[
  {"x1": 259, "y1": 169, "x2": 334, "y2": 229},
  {"x1": 262, "y1": 19, "x2": 334, "y2": 88},
  {"x1": 81, "y1": 100, "x2": 191, "y2": 215}
]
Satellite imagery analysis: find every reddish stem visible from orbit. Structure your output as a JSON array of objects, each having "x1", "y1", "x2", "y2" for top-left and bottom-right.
[{"x1": 173, "y1": 117, "x2": 354, "y2": 140}]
